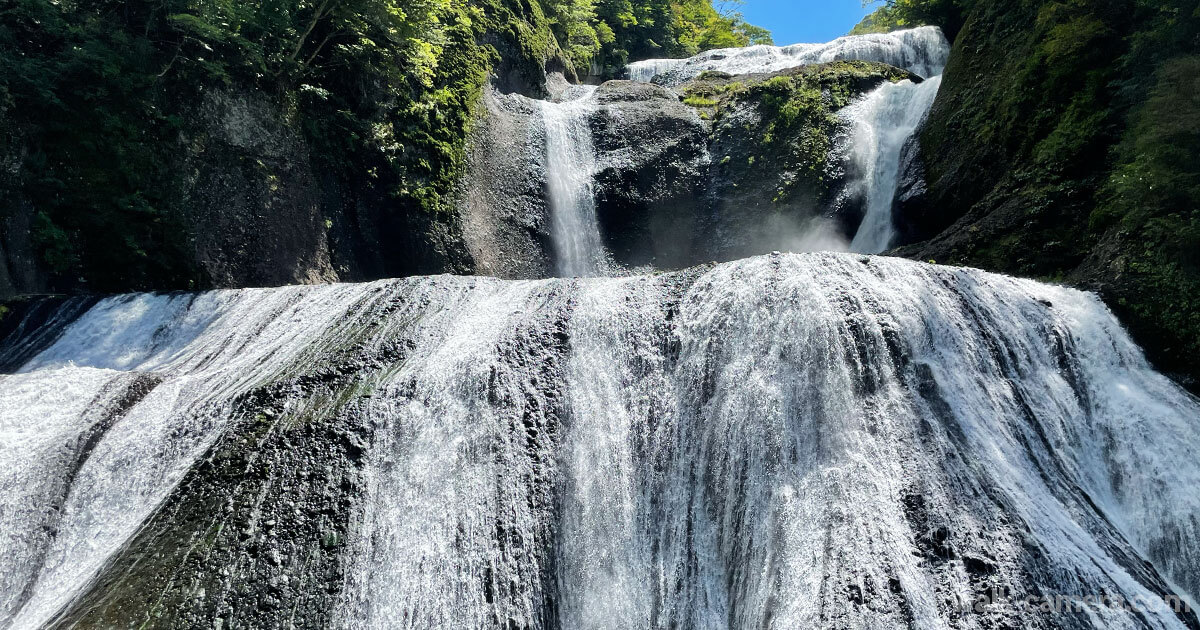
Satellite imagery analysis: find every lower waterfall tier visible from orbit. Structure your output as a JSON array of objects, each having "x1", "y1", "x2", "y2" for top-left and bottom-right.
[{"x1": 1, "y1": 253, "x2": 1198, "y2": 629}]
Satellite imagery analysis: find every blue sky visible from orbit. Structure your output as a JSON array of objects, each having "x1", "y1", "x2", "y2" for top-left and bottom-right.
[{"x1": 736, "y1": 0, "x2": 878, "y2": 45}]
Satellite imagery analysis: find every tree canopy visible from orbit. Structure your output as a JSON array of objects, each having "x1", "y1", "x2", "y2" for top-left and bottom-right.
[{"x1": 543, "y1": 0, "x2": 773, "y2": 75}]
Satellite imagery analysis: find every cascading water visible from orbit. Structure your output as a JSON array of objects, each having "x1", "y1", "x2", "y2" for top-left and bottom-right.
[
  {"x1": 541, "y1": 86, "x2": 608, "y2": 277},
  {"x1": 0, "y1": 286, "x2": 377, "y2": 629},
  {"x1": 626, "y1": 26, "x2": 950, "y2": 86},
  {"x1": 2, "y1": 253, "x2": 1199, "y2": 628},
  {"x1": 843, "y1": 75, "x2": 944, "y2": 253},
  {"x1": 1, "y1": 16, "x2": 1196, "y2": 630},
  {"x1": 624, "y1": 26, "x2": 951, "y2": 257}
]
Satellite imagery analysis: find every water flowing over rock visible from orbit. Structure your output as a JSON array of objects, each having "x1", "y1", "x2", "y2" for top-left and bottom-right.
[
  {"x1": 1, "y1": 253, "x2": 1198, "y2": 628},
  {"x1": 456, "y1": 25, "x2": 951, "y2": 276},
  {"x1": 460, "y1": 61, "x2": 924, "y2": 276},
  {"x1": 626, "y1": 26, "x2": 950, "y2": 87},
  {"x1": 842, "y1": 75, "x2": 945, "y2": 253},
  {"x1": 541, "y1": 86, "x2": 609, "y2": 277},
  {"x1": 458, "y1": 86, "x2": 555, "y2": 279}
]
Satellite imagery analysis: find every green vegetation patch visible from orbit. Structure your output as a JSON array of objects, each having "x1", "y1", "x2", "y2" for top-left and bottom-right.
[
  {"x1": 682, "y1": 60, "x2": 916, "y2": 202},
  {"x1": 0, "y1": 0, "x2": 562, "y2": 292},
  {"x1": 542, "y1": 0, "x2": 773, "y2": 77},
  {"x1": 904, "y1": 0, "x2": 1200, "y2": 386}
]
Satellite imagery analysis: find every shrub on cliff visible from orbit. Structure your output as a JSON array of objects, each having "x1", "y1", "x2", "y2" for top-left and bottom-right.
[
  {"x1": 545, "y1": 0, "x2": 772, "y2": 76},
  {"x1": 852, "y1": 0, "x2": 975, "y2": 40},
  {"x1": 0, "y1": 0, "x2": 558, "y2": 291}
]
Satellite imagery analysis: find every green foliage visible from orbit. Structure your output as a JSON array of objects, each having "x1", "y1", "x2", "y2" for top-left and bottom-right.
[
  {"x1": 908, "y1": 0, "x2": 1200, "y2": 384},
  {"x1": 543, "y1": 0, "x2": 604, "y2": 70},
  {"x1": 1, "y1": 0, "x2": 199, "y2": 290},
  {"x1": 1092, "y1": 54, "x2": 1200, "y2": 374},
  {"x1": 683, "y1": 61, "x2": 913, "y2": 202},
  {"x1": 544, "y1": 0, "x2": 773, "y2": 75},
  {"x1": 850, "y1": 5, "x2": 909, "y2": 34},
  {"x1": 1100, "y1": 57, "x2": 1200, "y2": 233},
  {"x1": 0, "y1": 0, "x2": 559, "y2": 292},
  {"x1": 852, "y1": 0, "x2": 975, "y2": 39}
]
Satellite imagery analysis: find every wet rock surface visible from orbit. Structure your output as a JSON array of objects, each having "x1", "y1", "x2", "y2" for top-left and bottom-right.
[
  {"x1": 589, "y1": 81, "x2": 710, "y2": 268},
  {"x1": 460, "y1": 61, "x2": 916, "y2": 274},
  {"x1": 459, "y1": 86, "x2": 555, "y2": 279},
  {"x1": 2, "y1": 255, "x2": 1198, "y2": 628}
]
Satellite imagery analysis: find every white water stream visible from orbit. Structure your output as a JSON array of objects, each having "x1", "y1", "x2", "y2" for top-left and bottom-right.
[
  {"x1": 542, "y1": 86, "x2": 607, "y2": 277},
  {"x1": 626, "y1": 26, "x2": 950, "y2": 86},
  {"x1": 843, "y1": 74, "x2": 944, "y2": 253},
  {"x1": 1, "y1": 254, "x2": 1198, "y2": 628},
  {"x1": 1, "y1": 20, "x2": 1196, "y2": 630}
]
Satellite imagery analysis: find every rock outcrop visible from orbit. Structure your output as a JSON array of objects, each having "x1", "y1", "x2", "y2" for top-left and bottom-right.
[
  {"x1": 459, "y1": 60, "x2": 918, "y2": 274},
  {"x1": 0, "y1": 0, "x2": 567, "y2": 298},
  {"x1": 891, "y1": 0, "x2": 1200, "y2": 391},
  {"x1": 458, "y1": 86, "x2": 555, "y2": 279},
  {"x1": 590, "y1": 81, "x2": 711, "y2": 268}
]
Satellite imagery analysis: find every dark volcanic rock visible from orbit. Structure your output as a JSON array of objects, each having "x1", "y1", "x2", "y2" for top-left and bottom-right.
[
  {"x1": 890, "y1": 134, "x2": 934, "y2": 246},
  {"x1": 589, "y1": 81, "x2": 710, "y2": 269},
  {"x1": 180, "y1": 90, "x2": 338, "y2": 288}
]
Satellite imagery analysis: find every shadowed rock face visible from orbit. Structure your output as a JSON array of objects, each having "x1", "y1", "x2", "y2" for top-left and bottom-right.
[
  {"x1": 890, "y1": 0, "x2": 1200, "y2": 392},
  {"x1": 181, "y1": 90, "x2": 338, "y2": 288},
  {"x1": 589, "y1": 81, "x2": 711, "y2": 269},
  {"x1": 178, "y1": 88, "x2": 481, "y2": 289},
  {"x1": 1, "y1": 253, "x2": 1198, "y2": 629},
  {"x1": 2, "y1": 85, "x2": 478, "y2": 298}
]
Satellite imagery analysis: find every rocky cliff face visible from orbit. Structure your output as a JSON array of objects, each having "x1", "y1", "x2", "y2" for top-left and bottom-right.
[
  {"x1": 458, "y1": 86, "x2": 556, "y2": 280},
  {"x1": 589, "y1": 80, "x2": 712, "y2": 269},
  {"x1": 892, "y1": 0, "x2": 1200, "y2": 390},
  {"x1": 679, "y1": 62, "x2": 920, "y2": 261},
  {"x1": 0, "y1": 0, "x2": 567, "y2": 299},
  {"x1": 459, "y1": 61, "x2": 916, "y2": 275},
  {"x1": 176, "y1": 91, "x2": 337, "y2": 288}
]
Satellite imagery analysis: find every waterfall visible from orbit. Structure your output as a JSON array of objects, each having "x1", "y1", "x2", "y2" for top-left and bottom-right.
[
  {"x1": 623, "y1": 26, "x2": 951, "y2": 257},
  {"x1": 843, "y1": 75, "x2": 944, "y2": 253},
  {"x1": 0, "y1": 286, "x2": 377, "y2": 628},
  {"x1": 542, "y1": 86, "x2": 607, "y2": 277},
  {"x1": 626, "y1": 26, "x2": 950, "y2": 86},
  {"x1": 2, "y1": 253, "x2": 1198, "y2": 628}
]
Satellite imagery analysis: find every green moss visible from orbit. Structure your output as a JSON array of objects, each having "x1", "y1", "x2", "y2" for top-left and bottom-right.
[
  {"x1": 912, "y1": 0, "x2": 1200, "y2": 387},
  {"x1": 682, "y1": 95, "x2": 719, "y2": 107},
  {"x1": 1092, "y1": 55, "x2": 1200, "y2": 379},
  {"x1": 682, "y1": 60, "x2": 914, "y2": 203},
  {"x1": 0, "y1": 0, "x2": 563, "y2": 293}
]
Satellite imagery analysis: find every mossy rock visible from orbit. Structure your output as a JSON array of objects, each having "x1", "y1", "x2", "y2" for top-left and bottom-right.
[{"x1": 681, "y1": 60, "x2": 916, "y2": 206}]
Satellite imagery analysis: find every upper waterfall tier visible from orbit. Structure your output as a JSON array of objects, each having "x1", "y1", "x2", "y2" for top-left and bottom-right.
[
  {"x1": 1, "y1": 253, "x2": 1198, "y2": 628},
  {"x1": 626, "y1": 26, "x2": 950, "y2": 86},
  {"x1": 843, "y1": 75, "x2": 945, "y2": 254},
  {"x1": 541, "y1": 85, "x2": 609, "y2": 278}
]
